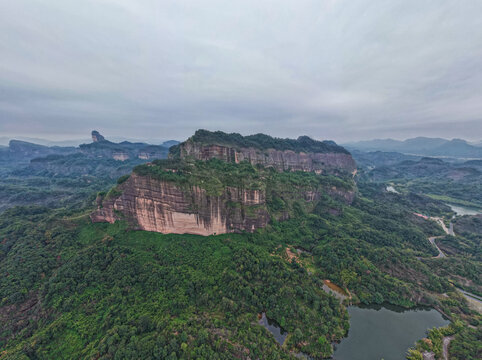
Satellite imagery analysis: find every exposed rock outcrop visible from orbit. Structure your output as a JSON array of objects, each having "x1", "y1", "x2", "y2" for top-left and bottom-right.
[
  {"x1": 173, "y1": 130, "x2": 357, "y2": 175},
  {"x1": 81, "y1": 133, "x2": 169, "y2": 161},
  {"x1": 91, "y1": 130, "x2": 106, "y2": 143},
  {"x1": 91, "y1": 173, "x2": 269, "y2": 235},
  {"x1": 92, "y1": 130, "x2": 358, "y2": 236}
]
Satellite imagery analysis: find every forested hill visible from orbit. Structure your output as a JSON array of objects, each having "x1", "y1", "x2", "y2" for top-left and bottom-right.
[
  {"x1": 181, "y1": 129, "x2": 350, "y2": 154},
  {"x1": 1, "y1": 169, "x2": 480, "y2": 359},
  {"x1": 0, "y1": 132, "x2": 178, "y2": 213},
  {"x1": 0, "y1": 131, "x2": 480, "y2": 360},
  {"x1": 170, "y1": 130, "x2": 356, "y2": 175}
]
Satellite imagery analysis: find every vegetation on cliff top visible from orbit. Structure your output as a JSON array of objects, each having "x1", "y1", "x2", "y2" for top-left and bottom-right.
[
  {"x1": 169, "y1": 129, "x2": 350, "y2": 156},
  {"x1": 132, "y1": 158, "x2": 354, "y2": 198}
]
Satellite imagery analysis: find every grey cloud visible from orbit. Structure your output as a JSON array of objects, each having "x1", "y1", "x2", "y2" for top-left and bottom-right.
[{"x1": 0, "y1": 0, "x2": 481, "y2": 142}]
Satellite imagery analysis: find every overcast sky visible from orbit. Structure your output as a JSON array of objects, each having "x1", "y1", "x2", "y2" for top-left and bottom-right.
[{"x1": 1, "y1": 0, "x2": 481, "y2": 143}]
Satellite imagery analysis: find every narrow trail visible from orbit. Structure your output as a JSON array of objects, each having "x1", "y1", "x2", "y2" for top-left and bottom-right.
[
  {"x1": 442, "y1": 336, "x2": 454, "y2": 360},
  {"x1": 457, "y1": 288, "x2": 482, "y2": 313},
  {"x1": 422, "y1": 335, "x2": 453, "y2": 360}
]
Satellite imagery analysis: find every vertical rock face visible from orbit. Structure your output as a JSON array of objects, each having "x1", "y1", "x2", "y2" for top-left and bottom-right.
[
  {"x1": 177, "y1": 137, "x2": 357, "y2": 175},
  {"x1": 91, "y1": 130, "x2": 358, "y2": 236},
  {"x1": 91, "y1": 130, "x2": 105, "y2": 143},
  {"x1": 113, "y1": 152, "x2": 130, "y2": 161},
  {"x1": 91, "y1": 174, "x2": 269, "y2": 235},
  {"x1": 137, "y1": 146, "x2": 169, "y2": 160}
]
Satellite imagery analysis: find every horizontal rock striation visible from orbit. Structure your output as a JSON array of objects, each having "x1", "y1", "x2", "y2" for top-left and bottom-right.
[
  {"x1": 91, "y1": 173, "x2": 270, "y2": 235},
  {"x1": 177, "y1": 140, "x2": 356, "y2": 175},
  {"x1": 92, "y1": 130, "x2": 358, "y2": 236}
]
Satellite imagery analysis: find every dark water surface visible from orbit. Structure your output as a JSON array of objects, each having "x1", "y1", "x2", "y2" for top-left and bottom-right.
[
  {"x1": 259, "y1": 312, "x2": 287, "y2": 345},
  {"x1": 333, "y1": 305, "x2": 449, "y2": 360}
]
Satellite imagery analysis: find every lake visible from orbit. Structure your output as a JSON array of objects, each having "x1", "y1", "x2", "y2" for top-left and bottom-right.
[
  {"x1": 333, "y1": 305, "x2": 449, "y2": 360},
  {"x1": 258, "y1": 312, "x2": 287, "y2": 345}
]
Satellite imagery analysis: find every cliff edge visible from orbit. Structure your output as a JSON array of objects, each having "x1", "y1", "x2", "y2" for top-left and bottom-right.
[
  {"x1": 170, "y1": 130, "x2": 357, "y2": 175},
  {"x1": 91, "y1": 130, "x2": 357, "y2": 236}
]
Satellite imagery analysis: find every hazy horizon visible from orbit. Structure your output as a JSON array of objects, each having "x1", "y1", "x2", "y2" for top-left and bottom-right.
[
  {"x1": 1, "y1": 1, "x2": 482, "y2": 142},
  {"x1": 0, "y1": 130, "x2": 480, "y2": 148}
]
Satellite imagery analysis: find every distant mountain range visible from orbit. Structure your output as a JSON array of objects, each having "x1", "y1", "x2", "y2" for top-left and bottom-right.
[
  {"x1": 0, "y1": 136, "x2": 89, "y2": 147},
  {"x1": 0, "y1": 135, "x2": 178, "y2": 148},
  {"x1": 0, "y1": 132, "x2": 179, "y2": 162},
  {"x1": 0, "y1": 132, "x2": 181, "y2": 212},
  {"x1": 344, "y1": 137, "x2": 482, "y2": 159}
]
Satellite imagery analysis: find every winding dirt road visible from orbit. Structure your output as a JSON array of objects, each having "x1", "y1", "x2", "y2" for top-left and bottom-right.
[
  {"x1": 428, "y1": 236, "x2": 446, "y2": 258},
  {"x1": 425, "y1": 216, "x2": 454, "y2": 258}
]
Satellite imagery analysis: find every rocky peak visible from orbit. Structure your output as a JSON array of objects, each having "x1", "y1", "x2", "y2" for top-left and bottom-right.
[{"x1": 91, "y1": 130, "x2": 106, "y2": 143}]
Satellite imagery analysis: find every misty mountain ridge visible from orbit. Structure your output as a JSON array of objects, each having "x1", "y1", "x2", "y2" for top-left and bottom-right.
[
  {"x1": 345, "y1": 136, "x2": 482, "y2": 158},
  {"x1": 0, "y1": 135, "x2": 179, "y2": 148},
  {"x1": 0, "y1": 131, "x2": 180, "y2": 162}
]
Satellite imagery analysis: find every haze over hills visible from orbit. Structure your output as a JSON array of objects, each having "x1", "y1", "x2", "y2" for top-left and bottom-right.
[
  {"x1": 344, "y1": 137, "x2": 482, "y2": 159},
  {"x1": 0, "y1": 135, "x2": 179, "y2": 148},
  {"x1": 0, "y1": 131, "x2": 179, "y2": 164},
  {"x1": 0, "y1": 136, "x2": 90, "y2": 147},
  {"x1": 0, "y1": 131, "x2": 180, "y2": 212}
]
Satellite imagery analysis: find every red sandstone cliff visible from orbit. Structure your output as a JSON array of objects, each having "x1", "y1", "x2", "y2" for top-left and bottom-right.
[
  {"x1": 178, "y1": 141, "x2": 356, "y2": 175},
  {"x1": 91, "y1": 131, "x2": 358, "y2": 236},
  {"x1": 91, "y1": 173, "x2": 269, "y2": 236},
  {"x1": 91, "y1": 171, "x2": 355, "y2": 236}
]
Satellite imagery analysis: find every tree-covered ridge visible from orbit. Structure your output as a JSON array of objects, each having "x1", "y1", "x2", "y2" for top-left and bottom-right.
[
  {"x1": 353, "y1": 152, "x2": 482, "y2": 208},
  {"x1": 1, "y1": 178, "x2": 480, "y2": 359},
  {"x1": 0, "y1": 210, "x2": 349, "y2": 359},
  {"x1": 1, "y1": 146, "x2": 481, "y2": 359},
  {"x1": 170, "y1": 129, "x2": 350, "y2": 156},
  {"x1": 0, "y1": 131, "x2": 172, "y2": 214}
]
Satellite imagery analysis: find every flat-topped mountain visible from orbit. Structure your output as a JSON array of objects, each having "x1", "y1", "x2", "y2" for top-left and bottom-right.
[
  {"x1": 170, "y1": 130, "x2": 357, "y2": 175},
  {"x1": 92, "y1": 130, "x2": 357, "y2": 236},
  {"x1": 2, "y1": 140, "x2": 76, "y2": 160}
]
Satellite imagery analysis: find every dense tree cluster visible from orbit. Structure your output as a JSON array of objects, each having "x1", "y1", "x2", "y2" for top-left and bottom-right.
[
  {"x1": 170, "y1": 129, "x2": 349, "y2": 155},
  {"x1": 0, "y1": 162, "x2": 480, "y2": 359}
]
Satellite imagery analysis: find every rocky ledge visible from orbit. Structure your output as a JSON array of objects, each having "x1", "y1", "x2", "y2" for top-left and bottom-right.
[{"x1": 172, "y1": 130, "x2": 357, "y2": 175}]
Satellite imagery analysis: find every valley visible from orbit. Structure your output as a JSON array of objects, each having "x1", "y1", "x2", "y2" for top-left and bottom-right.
[
  {"x1": 0, "y1": 131, "x2": 177, "y2": 213},
  {"x1": 2, "y1": 2, "x2": 481, "y2": 359},
  {"x1": 0, "y1": 131, "x2": 480, "y2": 360}
]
